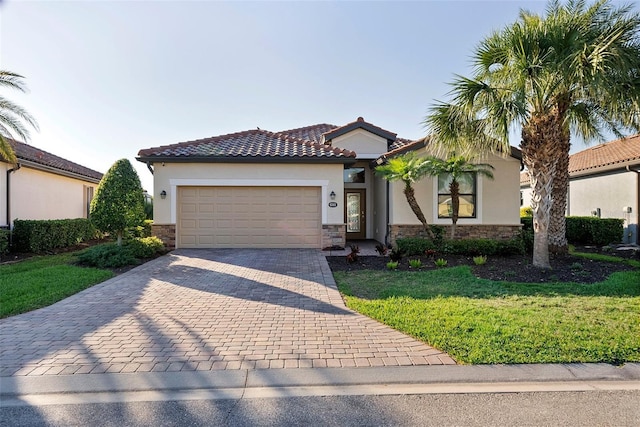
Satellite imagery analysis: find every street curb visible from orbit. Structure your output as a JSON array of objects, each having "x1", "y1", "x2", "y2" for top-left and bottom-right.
[{"x1": 1, "y1": 363, "x2": 638, "y2": 397}]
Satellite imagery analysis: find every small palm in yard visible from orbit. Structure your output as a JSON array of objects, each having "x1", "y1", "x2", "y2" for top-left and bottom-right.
[
  {"x1": 423, "y1": 154, "x2": 494, "y2": 239},
  {"x1": 0, "y1": 70, "x2": 39, "y2": 163},
  {"x1": 375, "y1": 152, "x2": 435, "y2": 240}
]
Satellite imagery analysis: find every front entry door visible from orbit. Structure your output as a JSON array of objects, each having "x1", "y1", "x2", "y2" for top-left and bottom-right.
[{"x1": 345, "y1": 189, "x2": 366, "y2": 240}]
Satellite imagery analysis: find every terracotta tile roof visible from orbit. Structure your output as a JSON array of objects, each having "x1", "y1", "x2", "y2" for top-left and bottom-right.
[
  {"x1": 137, "y1": 129, "x2": 356, "y2": 161},
  {"x1": 520, "y1": 171, "x2": 531, "y2": 185},
  {"x1": 277, "y1": 124, "x2": 337, "y2": 144},
  {"x1": 569, "y1": 134, "x2": 640, "y2": 174},
  {"x1": 7, "y1": 139, "x2": 103, "y2": 182}
]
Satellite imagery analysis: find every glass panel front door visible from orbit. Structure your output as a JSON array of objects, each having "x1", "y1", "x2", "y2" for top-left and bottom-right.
[{"x1": 345, "y1": 189, "x2": 366, "y2": 239}]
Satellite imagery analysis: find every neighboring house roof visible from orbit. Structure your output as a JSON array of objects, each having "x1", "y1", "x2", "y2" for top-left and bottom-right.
[
  {"x1": 137, "y1": 129, "x2": 356, "y2": 163},
  {"x1": 277, "y1": 123, "x2": 337, "y2": 144},
  {"x1": 6, "y1": 139, "x2": 103, "y2": 183},
  {"x1": 520, "y1": 134, "x2": 640, "y2": 185}
]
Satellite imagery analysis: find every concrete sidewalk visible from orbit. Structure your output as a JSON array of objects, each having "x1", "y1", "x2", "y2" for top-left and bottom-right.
[{"x1": 2, "y1": 363, "x2": 639, "y2": 406}]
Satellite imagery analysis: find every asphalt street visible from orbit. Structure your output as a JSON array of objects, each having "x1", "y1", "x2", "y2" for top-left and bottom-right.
[{"x1": 2, "y1": 390, "x2": 639, "y2": 426}]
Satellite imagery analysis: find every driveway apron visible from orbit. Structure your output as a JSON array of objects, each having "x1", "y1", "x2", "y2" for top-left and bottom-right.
[{"x1": 0, "y1": 249, "x2": 454, "y2": 377}]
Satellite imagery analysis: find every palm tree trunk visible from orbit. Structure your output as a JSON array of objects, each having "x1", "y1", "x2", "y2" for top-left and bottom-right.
[
  {"x1": 548, "y1": 133, "x2": 570, "y2": 255},
  {"x1": 450, "y1": 180, "x2": 460, "y2": 239},
  {"x1": 404, "y1": 184, "x2": 435, "y2": 240},
  {"x1": 522, "y1": 115, "x2": 565, "y2": 269}
]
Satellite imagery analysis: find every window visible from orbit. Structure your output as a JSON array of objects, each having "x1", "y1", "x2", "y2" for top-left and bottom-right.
[
  {"x1": 437, "y1": 173, "x2": 476, "y2": 218},
  {"x1": 84, "y1": 186, "x2": 94, "y2": 218},
  {"x1": 343, "y1": 167, "x2": 365, "y2": 183}
]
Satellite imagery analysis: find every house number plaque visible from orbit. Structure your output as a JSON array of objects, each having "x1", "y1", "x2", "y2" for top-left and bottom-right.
[{"x1": 328, "y1": 202, "x2": 338, "y2": 208}]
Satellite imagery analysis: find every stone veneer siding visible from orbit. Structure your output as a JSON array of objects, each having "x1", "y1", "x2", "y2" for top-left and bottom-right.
[
  {"x1": 152, "y1": 223, "x2": 176, "y2": 249},
  {"x1": 389, "y1": 224, "x2": 522, "y2": 245},
  {"x1": 322, "y1": 224, "x2": 346, "y2": 249}
]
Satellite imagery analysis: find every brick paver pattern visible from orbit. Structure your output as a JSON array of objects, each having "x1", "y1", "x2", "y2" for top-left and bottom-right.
[{"x1": 0, "y1": 249, "x2": 454, "y2": 376}]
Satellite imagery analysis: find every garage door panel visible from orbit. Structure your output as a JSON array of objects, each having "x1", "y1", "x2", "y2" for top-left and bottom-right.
[{"x1": 178, "y1": 186, "x2": 321, "y2": 248}]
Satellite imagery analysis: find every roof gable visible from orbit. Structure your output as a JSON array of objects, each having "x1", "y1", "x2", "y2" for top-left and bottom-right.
[
  {"x1": 322, "y1": 117, "x2": 397, "y2": 143},
  {"x1": 6, "y1": 139, "x2": 103, "y2": 182}
]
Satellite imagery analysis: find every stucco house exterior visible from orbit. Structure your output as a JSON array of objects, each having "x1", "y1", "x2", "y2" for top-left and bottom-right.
[
  {"x1": 1, "y1": 139, "x2": 103, "y2": 228},
  {"x1": 520, "y1": 134, "x2": 640, "y2": 244},
  {"x1": 137, "y1": 117, "x2": 523, "y2": 249}
]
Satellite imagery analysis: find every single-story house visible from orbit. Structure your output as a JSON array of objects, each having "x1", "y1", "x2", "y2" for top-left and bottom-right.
[
  {"x1": 0, "y1": 139, "x2": 103, "y2": 228},
  {"x1": 520, "y1": 134, "x2": 640, "y2": 244},
  {"x1": 137, "y1": 117, "x2": 523, "y2": 249}
]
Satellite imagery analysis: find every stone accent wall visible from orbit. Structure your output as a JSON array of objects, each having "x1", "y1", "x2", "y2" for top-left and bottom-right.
[
  {"x1": 389, "y1": 224, "x2": 522, "y2": 245},
  {"x1": 322, "y1": 224, "x2": 346, "y2": 249},
  {"x1": 152, "y1": 223, "x2": 176, "y2": 249}
]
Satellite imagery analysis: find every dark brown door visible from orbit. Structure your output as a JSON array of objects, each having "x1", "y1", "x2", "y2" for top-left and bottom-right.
[{"x1": 345, "y1": 189, "x2": 366, "y2": 240}]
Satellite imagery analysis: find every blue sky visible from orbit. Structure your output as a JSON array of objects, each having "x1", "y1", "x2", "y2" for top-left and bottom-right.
[{"x1": 1, "y1": 1, "x2": 632, "y2": 191}]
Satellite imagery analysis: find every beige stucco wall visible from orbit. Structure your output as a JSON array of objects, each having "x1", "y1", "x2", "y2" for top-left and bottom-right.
[
  {"x1": 151, "y1": 162, "x2": 345, "y2": 225},
  {"x1": 0, "y1": 162, "x2": 8, "y2": 225},
  {"x1": 389, "y1": 152, "x2": 521, "y2": 226},
  {"x1": 2, "y1": 164, "x2": 98, "y2": 226},
  {"x1": 331, "y1": 129, "x2": 388, "y2": 159},
  {"x1": 569, "y1": 171, "x2": 638, "y2": 244}
]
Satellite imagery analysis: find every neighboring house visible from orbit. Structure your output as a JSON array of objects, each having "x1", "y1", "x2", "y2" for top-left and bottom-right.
[
  {"x1": 0, "y1": 139, "x2": 103, "y2": 228},
  {"x1": 520, "y1": 134, "x2": 640, "y2": 244},
  {"x1": 137, "y1": 117, "x2": 523, "y2": 249}
]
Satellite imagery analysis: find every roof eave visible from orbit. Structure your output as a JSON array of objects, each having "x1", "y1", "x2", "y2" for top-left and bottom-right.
[
  {"x1": 135, "y1": 156, "x2": 357, "y2": 165},
  {"x1": 570, "y1": 159, "x2": 640, "y2": 178},
  {"x1": 15, "y1": 158, "x2": 102, "y2": 183}
]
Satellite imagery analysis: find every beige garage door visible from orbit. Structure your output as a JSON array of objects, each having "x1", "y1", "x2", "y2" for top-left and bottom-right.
[{"x1": 178, "y1": 186, "x2": 321, "y2": 248}]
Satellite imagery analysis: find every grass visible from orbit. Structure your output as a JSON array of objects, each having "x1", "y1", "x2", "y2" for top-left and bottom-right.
[
  {"x1": 0, "y1": 252, "x2": 113, "y2": 318},
  {"x1": 335, "y1": 266, "x2": 640, "y2": 365}
]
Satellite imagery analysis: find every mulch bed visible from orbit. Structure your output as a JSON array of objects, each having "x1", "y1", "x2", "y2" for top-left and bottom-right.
[{"x1": 327, "y1": 245, "x2": 639, "y2": 284}]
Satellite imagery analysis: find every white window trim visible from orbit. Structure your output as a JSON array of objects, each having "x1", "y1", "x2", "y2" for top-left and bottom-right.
[
  {"x1": 168, "y1": 179, "x2": 330, "y2": 223},
  {"x1": 432, "y1": 174, "x2": 483, "y2": 225}
]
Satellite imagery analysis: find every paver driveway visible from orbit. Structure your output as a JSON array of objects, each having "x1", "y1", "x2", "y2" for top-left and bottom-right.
[{"x1": 0, "y1": 249, "x2": 454, "y2": 377}]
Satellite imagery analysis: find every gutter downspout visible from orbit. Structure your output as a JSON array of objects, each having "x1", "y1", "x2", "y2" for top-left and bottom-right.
[
  {"x1": 626, "y1": 165, "x2": 640, "y2": 244},
  {"x1": 146, "y1": 162, "x2": 154, "y2": 175},
  {"x1": 385, "y1": 179, "x2": 390, "y2": 246},
  {"x1": 6, "y1": 163, "x2": 21, "y2": 234}
]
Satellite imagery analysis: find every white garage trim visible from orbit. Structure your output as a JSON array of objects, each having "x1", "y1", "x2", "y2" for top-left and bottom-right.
[{"x1": 168, "y1": 179, "x2": 330, "y2": 223}]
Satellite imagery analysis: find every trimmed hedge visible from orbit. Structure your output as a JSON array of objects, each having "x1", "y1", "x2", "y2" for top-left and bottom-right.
[
  {"x1": 566, "y1": 216, "x2": 623, "y2": 245},
  {"x1": 12, "y1": 219, "x2": 97, "y2": 253},
  {"x1": 0, "y1": 228, "x2": 9, "y2": 258},
  {"x1": 520, "y1": 216, "x2": 623, "y2": 246},
  {"x1": 396, "y1": 236, "x2": 524, "y2": 257}
]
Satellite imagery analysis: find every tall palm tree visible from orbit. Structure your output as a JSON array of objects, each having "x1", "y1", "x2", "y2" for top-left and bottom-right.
[
  {"x1": 375, "y1": 152, "x2": 435, "y2": 240},
  {"x1": 0, "y1": 70, "x2": 39, "y2": 163},
  {"x1": 425, "y1": 0, "x2": 640, "y2": 268},
  {"x1": 422, "y1": 155, "x2": 494, "y2": 239}
]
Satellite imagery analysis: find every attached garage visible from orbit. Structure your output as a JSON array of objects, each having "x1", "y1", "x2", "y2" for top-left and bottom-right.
[{"x1": 177, "y1": 186, "x2": 321, "y2": 248}]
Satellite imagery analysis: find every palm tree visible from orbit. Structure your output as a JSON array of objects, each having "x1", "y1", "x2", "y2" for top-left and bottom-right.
[
  {"x1": 0, "y1": 70, "x2": 39, "y2": 163},
  {"x1": 422, "y1": 155, "x2": 494, "y2": 239},
  {"x1": 425, "y1": 0, "x2": 640, "y2": 268},
  {"x1": 375, "y1": 152, "x2": 435, "y2": 240}
]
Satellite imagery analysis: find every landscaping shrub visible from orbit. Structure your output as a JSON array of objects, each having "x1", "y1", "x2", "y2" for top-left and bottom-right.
[
  {"x1": 125, "y1": 220, "x2": 154, "y2": 240},
  {"x1": 76, "y1": 243, "x2": 139, "y2": 268},
  {"x1": 12, "y1": 219, "x2": 97, "y2": 253},
  {"x1": 0, "y1": 228, "x2": 9, "y2": 258},
  {"x1": 126, "y1": 236, "x2": 164, "y2": 258},
  {"x1": 397, "y1": 236, "x2": 524, "y2": 257},
  {"x1": 396, "y1": 237, "x2": 438, "y2": 256},
  {"x1": 520, "y1": 216, "x2": 622, "y2": 248},
  {"x1": 566, "y1": 217, "x2": 623, "y2": 246}
]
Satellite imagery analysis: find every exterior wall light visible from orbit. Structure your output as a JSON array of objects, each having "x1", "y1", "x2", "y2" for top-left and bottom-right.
[
  {"x1": 160, "y1": 190, "x2": 167, "y2": 199},
  {"x1": 330, "y1": 191, "x2": 336, "y2": 200}
]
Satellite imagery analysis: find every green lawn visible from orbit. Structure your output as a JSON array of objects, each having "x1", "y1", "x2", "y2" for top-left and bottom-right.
[
  {"x1": 335, "y1": 266, "x2": 640, "y2": 365},
  {"x1": 0, "y1": 252, "x2": 113, "y2": 318}
]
